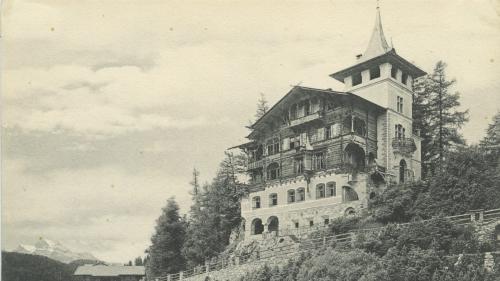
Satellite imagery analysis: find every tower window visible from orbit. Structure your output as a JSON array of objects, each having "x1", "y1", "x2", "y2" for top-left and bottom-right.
[
  {"x1": 352, "y1": 73, "x2": 362, "y2": 86},
  {"x1": 391, "y1": 67, "x2": 398, "y2": 79},
  {"x1": 397, "y1": 96, "x2": 404, "y2": 113},
  {"x1": 402, "y1": 73, "x2": 408, "y2": 85},
  {"x1": 369, "y1": 66, "x2": 380, "y2": 80}
]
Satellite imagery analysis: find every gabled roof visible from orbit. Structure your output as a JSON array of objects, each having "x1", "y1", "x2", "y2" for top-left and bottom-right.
[
  {"x1": 250, "y1": 86, "x2": 347, "y2": 130},
  {"x1": 74, "y1": 265, "x2": 145, "y2": 276}
]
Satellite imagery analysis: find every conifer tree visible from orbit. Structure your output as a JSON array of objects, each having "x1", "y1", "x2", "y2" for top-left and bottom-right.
[
  {"x1": 147, "y1": 197, "x2": 186, "y2": 277},
  {"x1": 134, "y1": 256, "x2": 143, "y2": 266},
  {"x1": 413, "y1": 61, "x2": 468, "y2": 176},
  {"x1": 255, "y1": 93, "x2": 269, "y2": 120}
]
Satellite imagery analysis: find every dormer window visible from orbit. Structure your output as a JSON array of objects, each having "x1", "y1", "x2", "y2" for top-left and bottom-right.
[
  {"x1": 352, "y1": 73, "x2": 362, "y2": 86},
  {"x1": 369, "y1": 66, "x2": 380, "y2": 80}
]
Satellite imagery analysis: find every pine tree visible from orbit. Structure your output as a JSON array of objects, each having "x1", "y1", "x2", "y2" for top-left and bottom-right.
[
  {"x1": 255, "y1": 93, "x2": 269, "y2": 120},
  {"x1": 480, "y1": 111, "x2": 500, "y2": 168},
  {"x1": 147, "y1": 197, "x2": 186, "y2": 277},
  {"x1": 413, "y1": 61, "x2": 468, "y2": 176}
]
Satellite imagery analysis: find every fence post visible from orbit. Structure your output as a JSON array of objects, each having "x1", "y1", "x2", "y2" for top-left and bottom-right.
[
  {"x1": 350, "y1": 232, "x2": 356, "y2": 248},
  {"x1": 167, "y1": 275, "x2": 171, "y2": 281},
  {"x1": 179, "y1": 271, "x2": 183, "y2": 280},
  {"x1": 205, "y1": 260, "x2": 209, "y2": 273},
  {"x1": 235, "y1": 256, "x2": 240, "y2": 266}
]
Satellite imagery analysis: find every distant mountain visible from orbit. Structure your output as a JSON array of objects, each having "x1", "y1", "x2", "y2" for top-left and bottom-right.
[{"x1": 13, "y1": 238, "x2": 98, "y2": 263}]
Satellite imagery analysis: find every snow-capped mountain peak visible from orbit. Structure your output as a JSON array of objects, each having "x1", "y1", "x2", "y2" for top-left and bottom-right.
[{"x1": 13, "y1": 238, "x2": 98, "y2": 263}]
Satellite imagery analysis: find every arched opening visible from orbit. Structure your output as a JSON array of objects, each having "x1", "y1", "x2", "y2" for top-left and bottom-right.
[
  {"x1": 287, "y1": 189, "x2": 295, "y2": 203},
  {"x1": 297, "y1": 188, "x2": 305, "y2": 202},
  {"x1": 269, "y1": 193, "x2": 278, "y2": 206},
  {"x1": 345, "y1": 207, "x2": 356, "y2": 216},
  {"x1": 251, "y1": 218, "x2": 264, "y2": 235},
  {"x1": 342, "y1": 186, "x2": 359, "y2": 202},
  {"x1": 266, "y1": 162, "x2": 280, "y2": 180},
  {"x1": 344, "y1": 143, "x2": 366, "y2": 170},
  {"x1": 316, "y1": 184, "x2": 325, "y2": 199},
  {"x1": 267, "y1": 216, "x2": 279, "y2": 233},
  {"x1": 399, "y1": 159, "x2": 407, "y2": 183}
]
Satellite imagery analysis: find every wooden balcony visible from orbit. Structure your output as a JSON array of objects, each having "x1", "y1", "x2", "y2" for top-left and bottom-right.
[
  {"x1": 392, "y1": 138, "x2": 417, "y2": 155},
  {"x1": 247, "y1": 159, "x2": 265, "y2": 170},
  {"x1": 286, "y1": 111, "x2": 323, "y2": 129}
]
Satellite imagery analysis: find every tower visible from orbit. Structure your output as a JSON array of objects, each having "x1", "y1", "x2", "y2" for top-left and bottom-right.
[{"x1": 330, "y1": 6, "x2": 426, "y2": 183}]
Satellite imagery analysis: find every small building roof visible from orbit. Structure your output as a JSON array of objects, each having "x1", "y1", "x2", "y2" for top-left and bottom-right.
[{"x1": 74, "y1": 265, "x2": 145, "y2": 276}]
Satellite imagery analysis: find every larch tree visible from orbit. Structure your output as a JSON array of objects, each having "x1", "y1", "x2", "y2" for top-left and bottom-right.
[
  {"x1": 255, "y1": 93, "x2": 269, "y2": 120},
  {"x1": 146, "y1": 197, "x2": 186, "y2": 278},
  {"x1": 413, "y1": 61, "x2": 468, "y2": 176}
]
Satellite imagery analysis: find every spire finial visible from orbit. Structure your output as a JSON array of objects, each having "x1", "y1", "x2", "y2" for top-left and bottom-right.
[
  {"x1": 359, "y1": 1, "x2": 391, "y2": 61},
  {"x1": 377, "y1": 0, "x2": 380, "y2": 9}
]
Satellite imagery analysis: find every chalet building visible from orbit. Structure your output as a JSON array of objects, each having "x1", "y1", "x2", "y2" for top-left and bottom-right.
[
  {"x1": 235, "y1": 7, "x2": 426, "y2": 239},
  {"x1": 74, "y1": 264, "x2": 145, "y2": 281}
]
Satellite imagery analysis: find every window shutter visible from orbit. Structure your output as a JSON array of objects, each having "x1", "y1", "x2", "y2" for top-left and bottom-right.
[
  {"x1": 283, "y1": 138, "x2": 290, "y2": 151},
  {"x1": 317, "y1": 128, "x2": 325, "y2": 141},
  {"x1": 331, "y1": 124, "x2": 339, "y2": 137}
]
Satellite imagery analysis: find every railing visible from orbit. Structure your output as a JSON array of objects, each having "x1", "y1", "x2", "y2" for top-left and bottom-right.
[
  {"x1": 247, "y1": 159, "x2": 265, "y2": 170},
  {"x1": 156, "y1": 208, "x2": 500, "y2": 281},
  {"x1": 391, "y1": 137, "x2": 417, "y2": 154},
  {"x1": 288, "y1": 111, "x2": 323, "y2": 128}
]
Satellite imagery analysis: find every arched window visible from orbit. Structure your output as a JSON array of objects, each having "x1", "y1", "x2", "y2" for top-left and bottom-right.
[
  {"x1": 316, "y1": 184, "x2": 325, "y2": 199},
  {"x1": 252, "y1": 196, "x2": 261, "y2": 209},
  {"x1": 395, "y1": 124, "x2": 405, "y2": 139},
  {"x1": 297, "y1": 188, "x2": 305, "y2": 202},
  {"x1": 287, "y1": 190, "x2": 295, "y2": 203},
  {"x1": 342, "y1": 186, "x2": 359, "y2": 202},
  {"x1": 345, "y1": 207, "x2": 356, "y2": 216},
  {"x1": 269, "y1": 193, "x2": 278, "y2": 206},
  {"x1": 251, "y1": 218, "x2": 264, "y2": 235},
  {"x1": 327, "y1": 182, "x2": 336, "y2": 197},
  {"x1": 369, "y1": 65, "x2": 380, "y2": 80},
  {"x1": 399, "y1": 159, "x2": 407, "y2": 183},
  {"x1": 267, "y1": 163, "x2": 280, "y2": 180}
]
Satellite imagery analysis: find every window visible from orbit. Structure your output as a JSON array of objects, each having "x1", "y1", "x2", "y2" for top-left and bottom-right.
[
  {"x1": 252, "y1": 196, "x2": 261, "y2": 209},
  {"x1": 269, "y1": 193, "x2": 278, "y2": 206},
  {"x1": 309, "y1": 220, "x2": 314, "y2": 227},
  {"x1": 327, "y1": 182, "x2": 336, "y2": 197},
  {"x1": 324, "y1": 218, "x2": 330, "y2": 225},
  {"x1": 397, "y1": 96, "x2": 404, "y2": 113},
  {"x1": 295, "y1": 222, "x2": 299, "y2": 229},
  {"x1": 297, "y1": 188, "x2": 305, "y2": 202},
  {"x1": 313, "y1": 152, "x2": 326, "y2": 170},
  {"x1": 316, "y1": 184, "x2": 325, "y2": 199},
  {"x1": 402, "y1": 72, "x2": 408, "y2": 85},
  {"x1": 290, "y1": 104, "x2": 297, "y2": 120},
  {"x1": 303, "y1": 100, "x2": 310, "y2": 116},
  {"x1": 353, "y1": 117, "x2": 367, "y2": 137},
  {"x1": 325, "y1": 126, "x2": 331, "y2": 139},
  {"x1": 266, "y1": 138, "x2": 280, "y2": 155},
  {"x1": 395, "y1": 124, "x2": 405, "y2": 139},
  {"x1": 352, "y1": 73, "x2": 362, "y2": 86},
  {"x1": 267, "y1": 163, "x2": 280, "y2": 180},
  {"x1": 294, "y1": 158, "x2": 304, "y2": 174},
  {"x1": 288, "y1": 190, "x2": 295, "y2": 203},
  {"x1": 369, "y1": 66, "x2": 380, "y2": 80},
  {"x1": 391, "y1": 66, "x2": 398, "y2": 79}
]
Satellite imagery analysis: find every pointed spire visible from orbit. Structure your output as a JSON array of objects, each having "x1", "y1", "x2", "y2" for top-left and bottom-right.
[{"x1": 360, "y1": 4, "x2": 392, "y2": 61}]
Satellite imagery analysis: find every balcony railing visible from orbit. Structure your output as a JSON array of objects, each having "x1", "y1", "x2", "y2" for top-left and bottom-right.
[
  {"x1": 392, "y1": 138, "x2": 417, "y2": 155},
  {"x1": 287, "y1": 111, "x2": 323, "y2": 129},
  {"x1": 247, "y1": 158, "x2": 265, "y2": 170}
]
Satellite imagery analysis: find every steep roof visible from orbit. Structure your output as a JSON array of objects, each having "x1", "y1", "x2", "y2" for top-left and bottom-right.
[
  {"x1": 360, "y1": 6, "x2": 392, "y2": 62},
  {"x1": 74, "y1": 265, "x2": 145, "y2": 276}
]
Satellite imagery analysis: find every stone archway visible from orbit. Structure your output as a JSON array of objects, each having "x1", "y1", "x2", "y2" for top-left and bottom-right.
[
  {"x1": 251, "y1": 218, "x2": 264, "y2": 235},
  {"x1": 342, "y1": 186, "x2": 359, "y2": 202},
  {"x1": 267, "y1": 216, "x2": 279, "y2": 234}
]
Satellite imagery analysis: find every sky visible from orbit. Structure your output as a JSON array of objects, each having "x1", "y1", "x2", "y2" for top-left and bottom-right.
[{"x1": 2, "y1": 0, "x2": 500, "y2": 263}]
